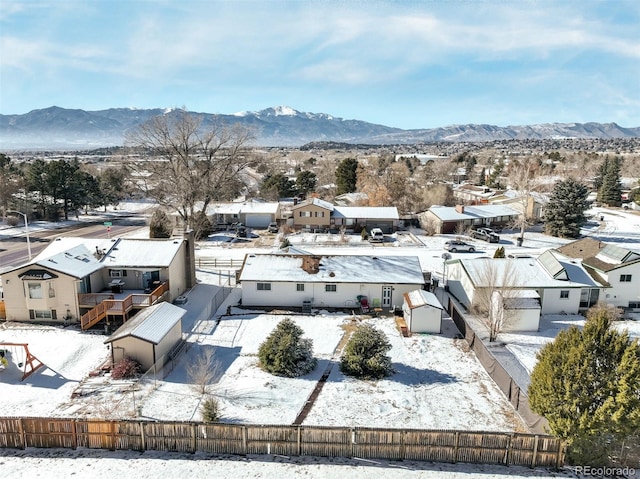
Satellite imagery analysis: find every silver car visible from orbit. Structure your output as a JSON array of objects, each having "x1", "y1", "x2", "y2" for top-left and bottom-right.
[{"x1": 444, "y1": 240, "x2": 476, "y2": 253}]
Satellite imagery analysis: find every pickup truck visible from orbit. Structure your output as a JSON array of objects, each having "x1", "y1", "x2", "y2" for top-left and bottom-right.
[
  {"x1": 471, "y1": 227, "x2": 500, "y2": 243},
  {"x1": 369, "y1": 228, "x2": 384, "y2": 243}
]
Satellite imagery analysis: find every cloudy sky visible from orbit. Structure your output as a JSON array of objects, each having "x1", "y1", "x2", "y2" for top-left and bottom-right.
[{"x1": 1, "y1": 0, "x2": 639, "y2": 129}]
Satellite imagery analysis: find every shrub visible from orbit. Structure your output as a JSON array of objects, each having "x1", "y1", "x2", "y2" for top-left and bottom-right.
[
  {"x1": 258, "y1": 318, "x2": 316, "y2": 377},
  {"x1": 280, "y1": 238, "x2": 292, "y2": 249},
  {"x1": 340, "y1": 324, "x2": 393, "y2": 380},
  {"x1": 493, "y1": 246, "x2": 506, "y2": 258},
  {"x1": 149, "y1": 209, "x2": 172, "y2": 238},
  {"x1": 201, "y1": 395, "x2": 221, "y2": 422},
  {"x1": 6, "y1": 216, "x2": 20, "y2": 227},
  {"x1": 111, "y1": 356, "x2": 142, "y2": 379}
]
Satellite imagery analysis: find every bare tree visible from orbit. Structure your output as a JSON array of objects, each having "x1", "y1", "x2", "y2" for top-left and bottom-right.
[
  {"x1": 125, "y1": 109, "x2": 254, "y2": 238},
  {"x1": 469, "y1": 258, "x2": 519, "y2": 341},
  {"x1": 187, "y1": 347, "x2": 221, "y2": 395},
  {"x1": 506, "y1": 158, "x2": 549, "y2": 243}
]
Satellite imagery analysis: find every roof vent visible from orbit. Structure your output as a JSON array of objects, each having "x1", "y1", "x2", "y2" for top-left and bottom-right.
[{"x1": 329, "y1": 272, "x2": 335, "y2": 277}]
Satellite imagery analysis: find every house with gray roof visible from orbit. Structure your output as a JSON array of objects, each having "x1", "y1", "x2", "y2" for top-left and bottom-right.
[
  {"x1": 420, "y1": 204, "x2": 519, "y2": 234},
  {"x1": 290, "y1": 198, "x2": 400, "y2": 232},
  {"x1": 104, "y1": 302, "x2": 186, "y2": 370},
  {"x1": 239, "y1": 253, "x2": 426, "y2": 310},
  {"x1": 0, "y1": 236, "x2": 195, "y2": 328}
]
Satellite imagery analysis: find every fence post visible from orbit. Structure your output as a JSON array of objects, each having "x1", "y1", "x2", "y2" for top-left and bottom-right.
[
  {"x1": 351, "y1": 428, "x2": 356, "y2": 458},
  {"x1": 504, "y1": 433, "x2": 512, "y2": 465},
  {"x1": 555, "y1": 440, "x2": 565, "y2": 469},
  {"x1": 531, "y1": 435, "x2": 539, "y2": 468},
  {"x1": 192, "y1": 423, "x2": 197, "y2": 453},
  {"x1": 453, "y1": 431, "x2": 460, "y2": 463},
  {"x1": 297, "y1": 426, "x2": 302, "y2": 456},
  {"x1": 242, "y1": 425, "x2": 247, "y2": 454},
  {"x1": 399, "y1": 429, "x2": 406, "y2": 460},
  {"x1": 18, "y1": 417, "x2": 26, "y2": 450},
  {"x1": 71, "y1": 419, "x2": 78, "y2": 450},
  {"x1": 140, "y1": 420, "x2": 146, "y2": 451}
]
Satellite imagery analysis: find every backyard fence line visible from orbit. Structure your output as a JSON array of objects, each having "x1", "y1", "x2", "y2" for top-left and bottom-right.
[
  {"x1": 0, "y1": 417, "x2": 564, "y2": 468},
  {"x1": 196, "y1": 258, "x2": 244, "y2": 270}
]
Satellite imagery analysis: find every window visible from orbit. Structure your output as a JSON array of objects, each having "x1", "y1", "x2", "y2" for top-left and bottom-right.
[
  {"x1": 109, "y1": 269, "x2": 127, "y2": 278},
  {"x1": 296, "y1": 284, "x2": 305, "y2": 292},
  {"x1": 48, "y1": 284, "x2": 55, "y2": 298},
  {"x1": 620, "y1": 274, "x2": 632, "y2": 282},
  {"x1": 29, "y1": 309, "x2": 56, "y2": 320},
  {"x1": 300, "y1": 211, "x2": 311, "y2": 217},
  {"x1": 628, "y1": 301, "x2": 640, "y2": 309},
  {"x1": 325, "y1": 284, "x2": 337, "y2": 292},
  {"x1": 257, "y1": 283, "x2": 271, "y2": 291},
  {"x1": 560, "y1": 290, "x2": 570, "y2": 299},
  {"x1": 28, "y1": 282, "x2": 42, "y2": 299}
]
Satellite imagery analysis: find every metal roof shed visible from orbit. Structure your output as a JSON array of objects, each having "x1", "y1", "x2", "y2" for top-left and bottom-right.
[{"x1": 104, "y1": 302, "x2": 186, "y2": 371}]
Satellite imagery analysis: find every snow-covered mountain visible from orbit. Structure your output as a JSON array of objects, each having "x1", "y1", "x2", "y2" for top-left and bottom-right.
[{"x1": 1, "y1": 105, "x2": 638, "y2": 149}]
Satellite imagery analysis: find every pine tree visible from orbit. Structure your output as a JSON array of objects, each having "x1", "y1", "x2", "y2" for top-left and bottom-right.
[
  {"x1": 149, "y1": 209, "x2": 172, "y2": 238},
  {"x1": 340, "y1": 324, "x2": 393, "y2": 379},
  {"x1": 258, "y1": 318, "x2": 316, "y2": 377},
  {"x1": 599, "y1": 156, "x2": 623, "y2": 207},
  {"x1": 544, "y1": 178, "x2": 589, "y2": 238},
  {"x1": 493, "y1": 246, "x2": 506, "y2": 258},
  {"x1": 335, "y1": 158, "x2": 359, "y2": 195},
  {"x1": 528, "y1": 308, "x2": 640, "y2": 465}
]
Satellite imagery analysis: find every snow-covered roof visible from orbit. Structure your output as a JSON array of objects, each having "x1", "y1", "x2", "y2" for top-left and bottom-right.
[
  {"x1": 497, "y1": 290, "x2": 541, "y2": 310},
  {"x1": 404, "y1": 289, "x2": 443, "y2": 310},
  {"x1": 105, "y1": 302, "x2": 186, "y2": 345},
  {"x1": 101, "y1": 238, "x2": 183, "y2": 268},
  {"x1": 292, "y1": 198, "x2": 334, "y2": 211},
  {"x1": 239, "y1": 254, "x2": 425, "y2": 284},
  {"x1": 333, "y1": 206, "x2": 399, "y2": 220},
  {"x1": 204, "y1": 200, "x2": 280, "y2": 216},
  {"x1": 427, "y1": 204, "x2": 519, "y2": 221},
  {"x1": 33, "y1": 244, "x2": 104, "y2": 278},
  {"x1": 453, "y1": 254, "x2": 599, "y2": 289}
]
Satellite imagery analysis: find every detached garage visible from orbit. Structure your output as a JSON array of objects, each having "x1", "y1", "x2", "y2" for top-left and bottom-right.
[
  {"x1": 104, "y1": 302, "x2": 186, "y2": 371},
  {"x1": 403, "y1": 290, "x2": 443, "y2": 333}
]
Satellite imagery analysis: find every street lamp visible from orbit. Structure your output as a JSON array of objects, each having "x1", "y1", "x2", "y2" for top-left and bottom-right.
[{"x1": 7, "y1": 210, "x2": 32, "y2": 260}]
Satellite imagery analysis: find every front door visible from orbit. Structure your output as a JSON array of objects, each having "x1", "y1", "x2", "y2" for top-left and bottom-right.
[{"x1": 382, "y1": 286, "x2": 393, "y2": 309}]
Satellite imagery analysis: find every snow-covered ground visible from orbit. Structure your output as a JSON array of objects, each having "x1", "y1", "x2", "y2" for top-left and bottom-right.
[{"x1": 2, "y1": 204, "x2": 640, "y2": 477}]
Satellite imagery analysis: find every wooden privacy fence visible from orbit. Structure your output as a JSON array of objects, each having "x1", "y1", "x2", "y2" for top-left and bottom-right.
[{"x1": 0, "y1": 418, "x2": 564, "y2": 468}]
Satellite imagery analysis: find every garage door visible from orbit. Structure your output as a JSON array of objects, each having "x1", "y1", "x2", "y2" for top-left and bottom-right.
[{"x1": 245, "y1": 214, "x2": 272, "y2": 228}]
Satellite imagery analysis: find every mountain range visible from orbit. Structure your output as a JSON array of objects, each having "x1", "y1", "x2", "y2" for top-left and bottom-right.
[{"x1": 1, "y1": 105, "x2": 639, "y2": 149}]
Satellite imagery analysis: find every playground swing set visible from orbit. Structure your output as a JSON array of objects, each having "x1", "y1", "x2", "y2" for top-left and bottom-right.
[{"x1": 0, "y1": 343, "x2": 45, "y2": 381}]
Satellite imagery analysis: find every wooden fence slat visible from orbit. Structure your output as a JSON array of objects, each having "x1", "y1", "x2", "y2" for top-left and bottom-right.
[{"x1": 0, "y1": 417, "x2": 563, "y2": 468}]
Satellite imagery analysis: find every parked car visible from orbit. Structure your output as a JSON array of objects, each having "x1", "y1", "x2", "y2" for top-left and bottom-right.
[
  {"x1": 444, "y1": 240, "x2": 476, "y2": 253},
  {"x1": 369, "y1": 228, "x2": 384, "y2": 243},
  {"x1": 471, "y1": 227, "x2": 500, "y2": 243},
  {"x1": 267, "y1": 222, "x2": 279, "y2": 233}
]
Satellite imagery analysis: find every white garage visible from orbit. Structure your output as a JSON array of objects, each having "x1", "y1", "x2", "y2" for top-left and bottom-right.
[
  {"x1": 244, "y1": 213, "x2": 273, "y2": 228},
  {"x1": 403, "y1": 289, "x2": 444, "y2": 333}
]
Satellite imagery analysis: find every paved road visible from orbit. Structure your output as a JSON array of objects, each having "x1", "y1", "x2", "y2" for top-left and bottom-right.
[{"x1": 0, "y1": 217, "x2": 147, "y2": 271}]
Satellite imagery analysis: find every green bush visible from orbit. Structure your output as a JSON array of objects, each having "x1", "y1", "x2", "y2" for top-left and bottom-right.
[
  {"x1": 493, "y1": 246, "x2": 505, "y2": 258},
  {"x1": 201, "y1": 396, "x2": 221, "y2": 422},
  {"x1": 340, "y1": 324, "x2": 393, "y2": 380},
  {"x1": 258, "y1": 318, "x2": 316, "y2": 377}
]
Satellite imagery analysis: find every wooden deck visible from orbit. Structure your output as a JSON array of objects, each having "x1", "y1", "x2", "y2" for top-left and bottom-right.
[{"x1": 79, "y1": 281, "x2": 170, "y2": 330}]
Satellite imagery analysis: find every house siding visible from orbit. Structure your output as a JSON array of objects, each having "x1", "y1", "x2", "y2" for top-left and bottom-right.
[{"x1": 291, "y1": 204, "x2": 332, "y2": 229}]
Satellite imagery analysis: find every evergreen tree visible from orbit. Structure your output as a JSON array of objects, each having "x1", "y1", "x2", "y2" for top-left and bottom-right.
[
  {"x1": 295, "y1": 170, "x2": 317, "y2": 196},
  {"x1": 261, "y1": 173, "x2": 297, "y2": 199},
  {"x1": 544, "y1": 178, "x2": 589, "y2": 238},
  {"x1": 149, "y1": 209, "x2": 173, "y2": 238},
  {"x1": 258, "y1": 318, "x2": 316, "y2": 377},
  {"x1": 335, "y1": 158, "x2": 359, "y2": 195},
  {"x1": 493, "y1": 246, "x2": 506, "y2": 258},
  {"x1": 528, "y1": 307, "x2": 640, "y2": 465},
  {"x1": 340, "y1": 324, "x2": 393, "y2": 380},
  {"x1": 598, "y1": 156, "x2": 623, "y2": 207}
]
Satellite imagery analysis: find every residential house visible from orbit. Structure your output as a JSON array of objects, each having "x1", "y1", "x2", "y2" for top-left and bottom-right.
[
  {"x1": 488, "y1": 190, "x2": 548, "y2": 222},
  {"x1": 290, "y1": 198, "x2": 400, "y2": 232},
  {"x1": 203, "y1": 200, "x2": 281, "y2": 228},
  {"x1": 452, "y1": 185, "x2": 501, "y2": 205},
  {"x1": 402, "y1": 289, "x2": 443, "y2": 333},
  {"x1": 104, "y1": 302, "x2": 186, "y2": 371},
  {"x1": 420, "y1": 204, "x2": 519, "y2": 235},
  {"x1": 490, "y1": 289, "x2": 542, "y2": 332},
  {"x1": 579, "y1": 244, "x2": 640, "y2": 311},
  {"x1": 446, "y1": 250, "x2": 602, "y2": 323},
  {"x1": 239, "y1": 253, "x2": 426, "y2": 310},
  {"x1": 0, "y1": 236, "x2": 195, "y2": 329}
]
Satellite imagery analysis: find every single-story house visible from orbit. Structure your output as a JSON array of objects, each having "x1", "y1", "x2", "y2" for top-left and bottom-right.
[
  {"x1": 104, "y1": 302, "x2": 186, "y2": 371},
  {"x1": 0, "y1": 236, "x2": 195, "y2": 327},
  {"x1": 203, "y1": 200, "x2": 281, "y2": 228},
  {"x1": 403, "y1": 289, "x2": 443, "y2": 333},
  {"x1": 452, "y1": 185, "x2": 501, "y2": 205},
  {"x1": 419, "y1": 204, "x2": 519, "y2": 234},
  {"x1": 239, "y1": 253, "x2": 426, "y2": 310},
  {"x1": 488, "y1": 190, "x2": 549, "y2": 222},
  {"x1": 445, "y1": 250, "x2": 602, "y2": 317},
  {"x1": 290, "y1": 198, "x2": 400, "y2": 232},
  {"x1": 490, "y1": 289, "x2": 542, "y2": 332}
]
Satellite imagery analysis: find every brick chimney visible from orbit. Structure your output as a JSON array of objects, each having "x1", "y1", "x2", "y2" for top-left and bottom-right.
[{"x1": 455, "y1": 205, "x2": 465, "y2": 214}]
